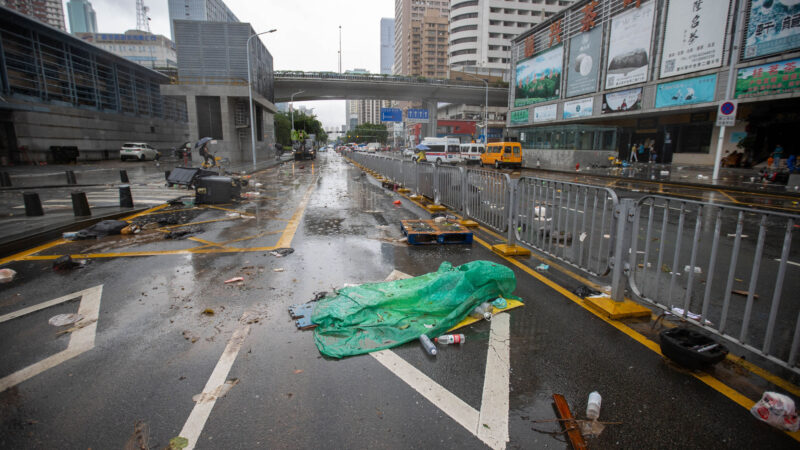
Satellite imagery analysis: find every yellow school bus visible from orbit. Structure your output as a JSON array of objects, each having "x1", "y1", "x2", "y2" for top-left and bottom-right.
[{"x1": 480, "y1": 142, "x2": 522, "y2": 169}]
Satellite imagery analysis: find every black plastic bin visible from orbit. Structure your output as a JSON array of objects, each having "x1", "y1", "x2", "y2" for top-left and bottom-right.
[
  {"x1": 195, "y1": 176, "x2": 241, "y2": 204},
  {"x1": 659, "y1": 327, "x2": 728, "y2": 370}
]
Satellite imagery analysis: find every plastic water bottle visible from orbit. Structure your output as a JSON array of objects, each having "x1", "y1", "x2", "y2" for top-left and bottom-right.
[
  {"x1": 419, "y1": 334, "x2": 437, "y2": 356},
  {"x1": 586, "y1": 391, "x2": 602, "y2": 420},
  {"x1": 436, "y1": 334, "x2": 465, "y2": 345},
  {"x1": 469, "y1": 302, "x2": 492, "y2": 321}
]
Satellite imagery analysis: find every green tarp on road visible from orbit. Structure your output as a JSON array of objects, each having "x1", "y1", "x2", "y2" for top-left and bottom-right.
[{"x1": 312, "y1": 260, "x2": 517, "y2": 358}]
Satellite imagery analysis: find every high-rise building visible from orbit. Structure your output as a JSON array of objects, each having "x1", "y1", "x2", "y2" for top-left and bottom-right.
[
  {"x1": 380, "y1": 18, "x2": 394, "y2": 75},
  {"x1": 393, "y1": 0, "x2": 449, "y2": 77},
  {"x1": 0, "y1": 0, "x2": 65, "y2": 31},
  {"x1": 448, "y1": 0, "x2": 572, "y2": 74},
  {"x1": 167, "y1": 0, "x2": 239, "y2": 41},
  {"x1": 67, "y1": 0, "x2": 97, "y2": 34}
]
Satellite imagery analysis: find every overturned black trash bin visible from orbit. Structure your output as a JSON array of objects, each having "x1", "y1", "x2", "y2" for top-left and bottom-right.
[{"x1": 195, "y1": 176, "x2": 241, "y2": 204}]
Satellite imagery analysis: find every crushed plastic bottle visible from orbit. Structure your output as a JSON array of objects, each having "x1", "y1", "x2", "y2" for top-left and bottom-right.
[
  {"x1": 586, "y1": 391, "x2": 602, "y2": 420},
  {"x1": 469, "y1": 302, "x2": 492, "y2": 321},
  {"x1": 419, "y1": 334, "x2": 437, "y2": 356},
  {"x1": 435, "y1": 334, "x2": 465, "y2": 344}
]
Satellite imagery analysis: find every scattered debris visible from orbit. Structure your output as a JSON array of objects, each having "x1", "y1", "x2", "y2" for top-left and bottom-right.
[
  {"x1": 434, "y1": 216, "x2": 446, "y2": 223},
  {"x1": 123, "y1": 420, "x2": 149, "y2": 450},
  {"x1": 48, "y1": 313, "x2": 83, "y2": 327},
  {"x1": 56, "y1": 318, "x2": 97, "y2": 335},
  {"x1": 142, "y1": 222, "x2": 161, "y2": 230},
  {"x1": 193, "y1": 378, "x2": 239, "y2": 403},
  {"x1": 579, "y1": 232, "x2": 588, "y2": 242},
  {"x1": 393, "y1": 200, "x2": 402, "y2": 205},
  {"x1": 52, "y1": 255, "x2": 84, "y2": 271},
  {"x1": 202, "y1": 308, "x2": 215, "y2": 316},
  {"x1": 666, "y1": 307, "x2": 713, "y2": 326},
  {"x1": 269, "y1": 248, "x2": 295, "y2": 257},
  {"x1": 732, "y1": 289, "x2": 759, "y2": 299},
  {"x1": 552, "y1": 393, "x2": 588, "y2": 448},
  {"x1": 751, "y1": 392, "x2": 800, "y2": 432},
  {"x1": 572, "y1": 285, "x2": 601, "y2": 298},
  {"x1": 659, "y1": 327, "x2": 727, "y2": 369},
  {"x1": 0, "y1": 268, "x2": 17, "y2": 283},
  {"x1": 492, "y1": 297, "x2": 507, "y2": 309},
  {"x1": 535, "y1": 263, "x2": 549, "y2": 272},
  {"x1": 120, "y1": 224, "x2": 141, "y2": 235},
  {"x1": 182, "y1": 330, "x2": 199, "y2": 343},
  {"x1": 67, "y1": 220, "x2": 129, "y2": 240},
  {"x1": 294, "y1": 369, "x2": 304, "y2": 374},
  {"x1": 165, "y1": 229, "x2": 203, "y2": 240},
  {"x1": 226, "y1": 212, "x2": 241, "y2": 218},
  {"x1": 727, "y1": 233, "x2": 749, "y2": 238},
  {"x1": 224, "y1": 277, "x2": 244, "y2": 284},
  {"x1": 167, "y1": 436, "x2": 189, "y2": 450},
  {"x1": 683, "y1": 265, "x2": 703, "y2": 274},
  {"x1": 273, "y1": 268, "x2": 285, "y2": 272},
  {"x1": 419, "y1": 334, "x2": 437, "y2": 356},
  {"x1": 661, "y1": 264, "x2": 671, "y2": 273}
]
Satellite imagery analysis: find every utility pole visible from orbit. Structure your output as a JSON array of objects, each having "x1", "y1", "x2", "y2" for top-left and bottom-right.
[{"x1": 338, "y1": 26, "x2": 342, "y2": 74}]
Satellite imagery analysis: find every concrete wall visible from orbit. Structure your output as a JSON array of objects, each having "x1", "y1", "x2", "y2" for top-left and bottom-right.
[
  {"x1": 522, "y1": 148, "x2": 616, "y2": 170},
  {"x1": 9, "y1": 101, "x2": 189, "y2": 162}
]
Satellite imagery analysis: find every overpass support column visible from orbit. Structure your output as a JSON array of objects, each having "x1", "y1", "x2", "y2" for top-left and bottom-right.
[{"x1": 422, "y1": 99, "x2": 438, "y2": 138}]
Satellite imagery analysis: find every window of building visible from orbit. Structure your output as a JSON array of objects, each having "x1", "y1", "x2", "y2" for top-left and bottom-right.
[{"x1": 196, "y1": 96, "x2": 223, "y2": 140}]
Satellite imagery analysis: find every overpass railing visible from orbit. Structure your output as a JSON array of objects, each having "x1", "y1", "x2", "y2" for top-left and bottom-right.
[
  {"x1": 274, "y1": 70, "x2": 506, "y2": 88},
  {"x1": 342, "y1": 150, "x2": 800, "y2": 374}
]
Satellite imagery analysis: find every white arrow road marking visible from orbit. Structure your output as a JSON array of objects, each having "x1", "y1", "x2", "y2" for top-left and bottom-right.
[
  {"x1": 0, "y1": 285, "x2": 103, "y2": 392},
  {"x1": 372, "y1": 312, "x2": 511, "y2": 450}
]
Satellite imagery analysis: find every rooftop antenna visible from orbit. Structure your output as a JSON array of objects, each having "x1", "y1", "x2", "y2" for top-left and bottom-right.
[{"x1": 136, "y1": 0, "x2": 151, "y2": 33}]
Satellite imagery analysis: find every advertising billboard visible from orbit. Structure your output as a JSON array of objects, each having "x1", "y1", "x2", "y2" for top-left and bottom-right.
[
  {"x1": 563, "y1": 97, "x2": 594, "y2": 119},
  {"x1": 510, "y1": 109, "x2": 530, "y2": 125},
  {"x1": 744, "y1": 0, "x2": 800, "y2": 59},
  {"x1": 734, "y1": 57, "x2": 800, "y2": 98},
  {"x1": 514, "y1": 46, "x2": 563, "y2": 107},
  {"x1": 602, "y1": 87, "x2": 643, "y2": 114},
  {"x1": 660, "y1": 0, "x2": 729, "y2": 78},
  {"x1": 605, "y1": 2, "x2": 655, "y2": 89},
  {"x1": 533, "y1": 104, "x2": 558, "y2": 123},
  {"x1": 655, "y1": 74, "x2": 718, "y2": 108},
  {"x1": 566, "y1": 26, "x2": 602, "y2": 98}
]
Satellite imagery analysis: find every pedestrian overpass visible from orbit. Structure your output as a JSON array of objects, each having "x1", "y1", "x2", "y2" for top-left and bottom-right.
[{"x1": 274, "y1": 71, "x2": 509, "y2": 134}]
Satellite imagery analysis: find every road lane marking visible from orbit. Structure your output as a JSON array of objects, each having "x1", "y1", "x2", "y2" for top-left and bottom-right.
[
  {"x1": 0, "y1": 285, "x2": 102, "y2": 392},
  {"x1": 275, "y1": 176, "x2": 318, "y2": 248},
  {"x1": 477, "y1": 313, "x2": 510, "y2": 448},
  {"x1": 371, "y1": 350, "x2": 481, "y2": 436},
  {"x1": 179, "y1": 312, "x2": 252, "y2": 450}
]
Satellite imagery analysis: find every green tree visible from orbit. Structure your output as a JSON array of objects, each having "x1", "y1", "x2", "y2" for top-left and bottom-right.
[
  {"x1": 345, "y1": 123, "x2": 388, "y2": 144},
  {"x1": 274, "y1": 111, "x2": 327, "y2": 146}
]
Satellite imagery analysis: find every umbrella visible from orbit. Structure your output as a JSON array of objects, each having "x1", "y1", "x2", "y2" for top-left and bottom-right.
[
  {"x1": 194, "y1": 137, "x2": 216, "y2": 149},
  {"x1": 415, "y1": 144, "x2": 430, "y2": 151}
]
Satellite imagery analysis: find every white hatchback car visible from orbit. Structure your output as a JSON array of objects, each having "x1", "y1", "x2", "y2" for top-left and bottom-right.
[{"x1": 120, "y1": 142, "x2": 160, "y2": 161}]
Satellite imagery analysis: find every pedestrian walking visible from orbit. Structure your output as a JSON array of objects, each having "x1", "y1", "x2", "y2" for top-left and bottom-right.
[
  {"x1": 773, "y1": 144, "x2": 784, "y2": 168},
  {"x1": 630, "y1": 143, "x2": 638, "y2": 162},
  {"x1": 649, "y1": 144, "x2": 657, "y2": 163}
]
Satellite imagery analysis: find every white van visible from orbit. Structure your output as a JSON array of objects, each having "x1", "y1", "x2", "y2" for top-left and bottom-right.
[
  {"x1": 418, "y1": 137, "x2": 461, "y2": 165},
  {"x1": 366, "y1": 142, "x2": 381, "y2": 153},
  {"x1": 459, "y1": 143, "x2": 485, "y2": 164}
]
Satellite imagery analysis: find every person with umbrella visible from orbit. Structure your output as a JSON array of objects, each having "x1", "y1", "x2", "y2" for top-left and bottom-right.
[
  {"x1": 195, "y1": 137, "x2": 216, "y2": 167},
  {"x1": 413, "y1": 144, "x2": 429, "y2": 163}
]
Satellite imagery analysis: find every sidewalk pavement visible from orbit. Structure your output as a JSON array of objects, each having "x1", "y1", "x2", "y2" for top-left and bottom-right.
[{"x1": 0, "y1": 154, "x2": 293, "y2": 259}]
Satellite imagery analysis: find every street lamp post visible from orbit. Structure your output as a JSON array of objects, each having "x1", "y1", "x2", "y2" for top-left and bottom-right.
[
  {"x1": 247, "y1": 28, "x2": 276, "y2": 169},
  {"x1": 462, "y1": 72, "x2": 489, "y2": 144},
  {"x1": 290, "y1": 90, "x2": 305, "y2": 141}
]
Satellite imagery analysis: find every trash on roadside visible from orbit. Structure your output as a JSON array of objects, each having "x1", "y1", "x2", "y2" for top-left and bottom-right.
[
  {"x1": 120, "y1": 224, "x2": 141, "y2": 235},
  {"x1": 142, "y1": 222, "x2": 161, "y2": 230},
  {"x1": 572, "y1": 285, "x2": 601, "y2": 298},
  {"x1": 193, "y1": 378, "x2": 239, "y2": 403},
  {"x1": 393, "y1": 200, "x2": 402, "y2": 205},
  {"x1": 434, "y1": 216, "x2": 446, "y2": 223},
  {"x1": 269, "y1": 248, "x2": 295, "y2": 257},
  {"x1": 226, "y1": 212, "x2": 241, "y2": 218},
  {"x1": 310, "y1": 260, "x2": 518, "y2": 358},
  {"x1": 167, "y1": 436, "x2": 189, "y2": 450},
  {"x1": 732, "y1": 289, "x2": 759, "y2": 299},
  {"x1": 165, "y1": 229, "x2": 203, "y2": 240},
  {"x1": 469, "y1": 302, "x2": 493, "y2": 321},
  {"x1": 254, "y1": 183, "x2": 263, "y2": 188},
  {"x1": 242, "y1": 191, "x2": 261, "y2": 198},
  {"x1": 52, "y1": 255, "x2": 84, "y2": 271},
  {"x1": 660, "y1": 170, "x2": 670, "y2": 176},
  {"x1": 274, "y1": 268, "x2": 285, "y2": 272},
  {"x1": 202, "y1": 308, "x2": 215, "y2": 316},
  {"x1": 224, "y1": 277, "x2": 244, "y2": 284},
  {"x1": 67, "y1": 220, "x2": 129, "y2": 240},
  {"x1": 0, "y1": 268, "x2": 17, "y2": 283},
  {"x1": 659, "y1": 327, "x2": 727, "y2": 369},
  {"x1": 727, "y1": 233, "x2": 749, "y2": 238},
  {"x1": 48, "y1": 313, "x2": 83, "y2": 327},
  {"x1": 684, "y1": 265, "x2": 703, "y2": 274},
  {"x1": 666, "y1": 306, "x2": 713, "y2": 325},
  {"x1": 55, "y1": 318, "x2": 96, "y2": 335},
  {"x1": 182, "y1": 330, "x2": 199, "y2": 343},
  {"x1": 661, "y1": 264, "x2": 671, "y2": 273},
  {"x1": 492, "y1": 297, "x2": 507, "y2": 309},
  {"x1": 535, "y1": 263, "x2": 549, "y2": 272},
  {"x1": 579, "y1": 232, "x2": 588, "y2": 242},
  {"x1": 435, "y1": 334, "x2": 465, "y2": 344},
  {"x1": 419, "y1": 334, "x2": 437, "y2": 356},
  {"x1": 751, "y1": 391, "x2": 800, "y2": 432}
]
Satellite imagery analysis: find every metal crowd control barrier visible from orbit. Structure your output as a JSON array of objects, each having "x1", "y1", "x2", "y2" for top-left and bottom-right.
[
  {"x1": 343, "y1": 152, "x2": 800, "y2": 373},
  {"x1": 626, "y1": 196, "x2": 800, "y2": 372},
  {"x1": 514, "y1": 178, "x2": 619, "y2": 277},
  {"x1": 464, "y1": 169, "x2": 510, "y2": 233}
]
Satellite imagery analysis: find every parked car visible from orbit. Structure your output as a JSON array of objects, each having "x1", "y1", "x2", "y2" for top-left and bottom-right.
[
  {"x1": 120, "y1": 142, "x2": 160, "y2": 161},
  {"x1": 402, "y1": 148, "x2": 415, "y2": 158},
  {"x1": 481, "y1": 142, "x2": 522, "y2": 169}
]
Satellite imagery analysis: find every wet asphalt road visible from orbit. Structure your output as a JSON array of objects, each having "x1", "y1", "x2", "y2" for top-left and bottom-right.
[{"x1": 0, "y1": 152, "x2": 798, "y2": 449}]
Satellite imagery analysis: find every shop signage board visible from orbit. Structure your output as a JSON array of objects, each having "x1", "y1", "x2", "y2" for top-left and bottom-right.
[
  {"x1": 562, "y1": 97, "x2": 594, "y2": 119},
  {"x1": 660, "y1": 0, "x2": 729, "y2": 78},
  {"x1": 734, "y1": 57, "x2": 800, "y2": 98},
  {"x1": 533, "y1": 104, "x2": 558, "y2": 123},
  {"x1": 601, "y1": 87, "x2": 643, "y2": 114},
  {"x1": 744, "y1": 0, "x2": 800, "y2": 59},
  {"x1": 655, "y1": 74, "x2": 718, "y2": 108},
  {"x1": 566, "y1": 26, "x2": 602, "y2": 97},
  {"x1": 605, "y1": 2, "x2": 655, "y2": 89},
  {"x1": 514, "y1": 46, "x2": 563, "y2": 107}
]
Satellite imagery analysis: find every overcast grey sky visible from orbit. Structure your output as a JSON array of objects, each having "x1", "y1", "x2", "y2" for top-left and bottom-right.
[{"x1": 65, "y1": 0, "x2": 396, "y2": 131}]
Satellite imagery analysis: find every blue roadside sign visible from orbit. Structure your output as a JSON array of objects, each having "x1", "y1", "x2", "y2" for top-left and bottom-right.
[
  {"x1": 381, "y1": 108, "x2": 402, "y2": 122},
  {"x1": 406, "y1": 108, "x2": 429, "y2": 122}
]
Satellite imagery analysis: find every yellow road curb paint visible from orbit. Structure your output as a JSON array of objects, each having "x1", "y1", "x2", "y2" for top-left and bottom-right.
[
  {"x1": 583, "y1": 295, "x2": 651, "y2": 319},
  {"x1": 448, "y1": 299, "x2": 524, "y2": 332},
  {"x1": 491, "y1": 244, "x2": 531, "y2": 257},
  {"x1": 0, "y1": 239, "x2": 68, "y2": 266},
  {"x1": 275, "y1": 175, "x2": 318, "y2": 249},
  {"x1": 123, "y1": 203, "x2": 169, "y2": 220}
]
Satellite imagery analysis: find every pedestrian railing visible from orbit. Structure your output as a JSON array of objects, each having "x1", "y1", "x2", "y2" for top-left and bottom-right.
[{"x1": 342, "y1": 151, "x2": 800, "y2": 373}]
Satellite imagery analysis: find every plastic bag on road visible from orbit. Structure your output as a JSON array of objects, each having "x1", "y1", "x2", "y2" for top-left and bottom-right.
[
  {"x1": 751, "y1": 391, "x2": 799, "y2": 432},
  {"x1": 311, "y1": 260, "x2": 517, "y2": 358}
]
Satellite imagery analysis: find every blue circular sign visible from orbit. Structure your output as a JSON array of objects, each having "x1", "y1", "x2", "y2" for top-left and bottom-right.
[{"x1": 721, "y1": 102, "x2": 735, "y2": 115}]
